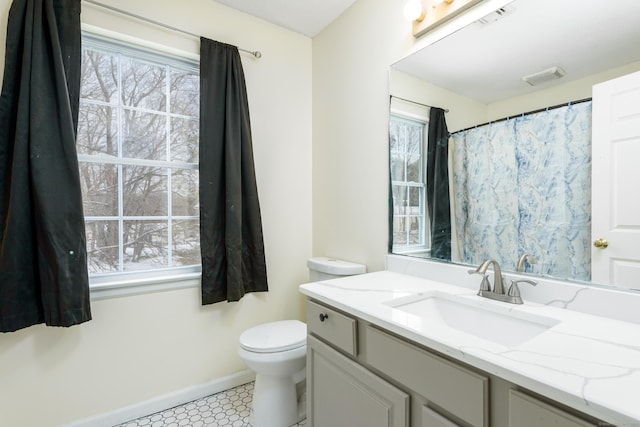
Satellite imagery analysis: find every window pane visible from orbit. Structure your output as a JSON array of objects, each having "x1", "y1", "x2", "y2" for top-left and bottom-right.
[
  {"x1": 85, "y1": 220, "x2": 119, "y2": 274},
  {"x1": 123, "y1": 166, "x2": 168, "y2": 216},
  {"x1": 408, "y1": 186, "x2": 421, "y2": 210},
  {"x1": 407, "y1": 133, "x2": 422, "y2": 182},
  {"x1": 390, "y1": 152, "x2": 406, "y2": 182},
  {"x1": 172, "y1": 220, "x2": 201, "y2": 266},
  {"x1": 392, "y1": 185, "x2": 408, "y2": 215},
  {"x1": 171, "y1": 71, "x2": 199, "y2": 117},
  {"x1": 80, "y1": 35, "x2": 200, "y2": 275},
  {"x1": 408, "y1": 216, "x2": 422, "y2": 245},
  {"x1": 389, "y1": 131, "x2": 398, "y2": 152},
  {"x1": 393, "y1": 217, "x2": 408, "y2": 245},
  {"x1": 77, "y1": 103, "x2": 117, "y2": 156},
  {"x1": 123, "y1": 221, "x2": 168, "y2": 271},
  {"x1": 407, "y1": 126, "x2": 422, "y2": 154},
  {"x1": 408, "y1": 187, "x2": 422, "y2": 244},
  {"x1": 121, "y1": 58, "x2": 166, "y2": 111},
  {"x1": 171, "y1": 117, "x2": 198, "y2": 162},
  {"x1": 122, "y1": 110, "x2": 167, "y2": 160},
  {"x1": 80, "y1": 163, "x2": 118, "y2": 216},
  {"x1": 172, "y1": 169, "x2": 198, "y2": 216},
  {"x1": 389, "y1": 120, "x2": 405, "y2": 152},
  {"x1": 81, "y1": 50, "x2": 117, "y2": 102}
]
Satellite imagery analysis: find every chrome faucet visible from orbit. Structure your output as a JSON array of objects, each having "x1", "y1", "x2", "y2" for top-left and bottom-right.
[
  {"x1": 469, "y1": 259, "x2": 537, "y2": 304},
  {"x1": 468, "y1": 259, "x2": 505, "y2": 294}
]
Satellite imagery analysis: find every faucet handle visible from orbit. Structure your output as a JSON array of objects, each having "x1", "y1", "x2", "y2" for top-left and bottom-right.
[
  {"x1": 469, "y1": 269, "x2": 492, "y2": 294},
  {"x1": 477, "y1": 275, "x2": 491, "y2": 295},
  {"x1": 508, "y1": 279, "x2": 537, "y2": 298}
]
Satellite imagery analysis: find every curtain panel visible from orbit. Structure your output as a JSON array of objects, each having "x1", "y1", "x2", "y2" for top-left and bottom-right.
[
  {"x1": 451, "y1": 102, "x2": 592, "y2": 279},
  {"x1": 0, "y1": 0, "x2": 91, "y2": 332},
  {"x1": 427, "y1": 107, "x2": 452, "y2": 261},
  {"x1": 199, "y1": 38, "x2": 268, "y2": 304}
]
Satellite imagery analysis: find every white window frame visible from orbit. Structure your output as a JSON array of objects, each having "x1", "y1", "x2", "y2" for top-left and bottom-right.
[
  {"x1": 390, "y1": 111, "x2": 431, "y2": 256},
  {"x1": 79, "y1": 31, "x2": 202, "y2": 299}
]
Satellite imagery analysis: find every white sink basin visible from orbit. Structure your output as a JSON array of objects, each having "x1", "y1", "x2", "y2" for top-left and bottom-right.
[{"x1": 385, "y1": 292, "x2": 560, "y2": 348}]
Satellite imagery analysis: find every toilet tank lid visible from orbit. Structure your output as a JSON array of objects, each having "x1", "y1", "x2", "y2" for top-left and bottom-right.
[{"x1": 307, "y1": 257, "x2": 366, "y2": 275}]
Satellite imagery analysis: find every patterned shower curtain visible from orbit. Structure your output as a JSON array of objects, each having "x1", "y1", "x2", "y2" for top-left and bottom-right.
[{"x1": 451, "y1": 102, "x2": 592, "y2": 280}]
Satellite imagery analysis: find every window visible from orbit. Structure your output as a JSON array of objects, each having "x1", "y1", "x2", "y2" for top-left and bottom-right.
[
  {"x1": 389, "y1": 113, "x2": 430, "y2": 253},
  {"x1": 77, "y1": 34, "x2": 200, "y2": 277}
]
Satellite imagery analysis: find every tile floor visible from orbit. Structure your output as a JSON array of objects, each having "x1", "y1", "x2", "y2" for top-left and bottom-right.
[{"x1": 115, "y1": 382, "x2": 307, "y2": 427}]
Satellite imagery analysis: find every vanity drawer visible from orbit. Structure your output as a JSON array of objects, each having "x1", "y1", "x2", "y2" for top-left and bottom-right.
[
  {"x1": 364, "y1": 325, "x2": 488, "y2": 427},
  {"x1": 306, "y1": 300, "x2": 357, "y2": 357},
  {"x1": 509, "y1": 390, "x2": 598, "y2": 427}
]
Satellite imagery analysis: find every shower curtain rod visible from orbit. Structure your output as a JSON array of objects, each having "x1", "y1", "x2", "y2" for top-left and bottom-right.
[
  {"x1": 390, "y1": 95, "x2": 449, "y2": 113},
  {"x1": 82, "y1": 0, "x2": 262, "y2": 58},
  {"x1": 452, "y1": 97, "x2": 591, "y2": 135}
]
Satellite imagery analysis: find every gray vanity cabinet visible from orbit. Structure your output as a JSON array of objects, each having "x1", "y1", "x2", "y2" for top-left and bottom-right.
[
  {"x1": 421, "y1": 406, "x2": 462, "y2": 427},
  {"x1": 305, "y1": 299, "x2": 605, "y2": 427},
  {"x1": 307, "y1": 335, "x2": 409, "y2": 427},
  {"x1": 306, "y1": 300, "x2": 409, "y2": 427},
  {"x1": 508, "y1": 390, "x2": 598, "y2": 427}
]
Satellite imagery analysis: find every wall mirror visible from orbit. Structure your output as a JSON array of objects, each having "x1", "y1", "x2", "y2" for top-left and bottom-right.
[{"x1": 389, "y1": 0, "x2": 640, "y2": 291}]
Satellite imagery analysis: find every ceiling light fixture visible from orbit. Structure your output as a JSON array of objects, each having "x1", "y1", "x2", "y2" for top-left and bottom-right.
[
  {"x1": 522, "y1": 66, "x2": 566, "y2": 86},
  {"x1": 404, "y1": 0, "x2": 426, "y2": 22},
  {"x1": 432, "y1": 0, "x2": 454, "y2": 7}
]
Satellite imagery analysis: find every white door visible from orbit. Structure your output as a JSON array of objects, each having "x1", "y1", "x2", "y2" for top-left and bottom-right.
[{"x1": 591, "y1": 70, "x2": 640, "y2": 289}]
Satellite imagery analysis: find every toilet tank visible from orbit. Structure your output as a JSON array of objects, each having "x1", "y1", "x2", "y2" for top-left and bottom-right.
[{"x1": 307, "y1": 257, "x2": 366, "y2": 282}]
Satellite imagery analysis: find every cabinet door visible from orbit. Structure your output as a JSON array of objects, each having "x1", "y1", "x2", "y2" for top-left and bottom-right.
[
  {"x1": 421, "y1": 406, "x2": 461, "y2": 427},
  {"x1": 307, "y1": 335, "x2": 409, "y2": 427},
  {"x1": 509, "y1": 390, "x2": 598, "y2": 427}
]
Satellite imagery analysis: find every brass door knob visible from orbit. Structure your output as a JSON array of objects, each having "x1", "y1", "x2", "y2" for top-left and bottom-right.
[{"x1": 594, "y1": 238, "x2": 609, "y2": 249}]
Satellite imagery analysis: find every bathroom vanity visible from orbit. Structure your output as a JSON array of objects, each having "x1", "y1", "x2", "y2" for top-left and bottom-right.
[{"x1": 300, "y1": 266, "x2": 640, "y2": 427}]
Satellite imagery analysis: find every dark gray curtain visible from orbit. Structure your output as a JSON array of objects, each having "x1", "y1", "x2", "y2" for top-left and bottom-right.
[
  {"x1": 0, "y1": 0, "x2": 91, "y2": 332},
  {"x1": 426, "y1": 107, "x2": 452, "y2": 260},
  {"x1": 199, "y1": 38, "x2": 268, "y2": 305}
]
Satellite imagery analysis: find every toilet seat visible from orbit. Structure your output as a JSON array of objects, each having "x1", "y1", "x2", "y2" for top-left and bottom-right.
[{"x1": 239, "y1": 320, "x2": 307, "y2": 353}]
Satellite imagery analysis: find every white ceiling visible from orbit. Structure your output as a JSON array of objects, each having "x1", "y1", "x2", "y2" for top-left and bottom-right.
[
  {"x1": 393, "y1": 0, "x2": 640, "y2": 103},
  {"x1": 213, "y1": 0, "x2": 358, "y2": 37}
]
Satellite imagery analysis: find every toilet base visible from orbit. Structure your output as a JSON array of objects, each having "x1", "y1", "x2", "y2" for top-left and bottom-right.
[{"x1": 250, "y1": 374, "x2": 302, "y2": 427}]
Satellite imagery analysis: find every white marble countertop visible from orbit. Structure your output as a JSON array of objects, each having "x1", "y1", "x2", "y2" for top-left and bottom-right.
[{"x1": 299, "y1": 271, "x2": 640, "y2": 427}]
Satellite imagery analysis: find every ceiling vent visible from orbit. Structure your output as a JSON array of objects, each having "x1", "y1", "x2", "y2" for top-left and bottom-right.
[
  {"x1": 476, "y1": 7, "x2": 510, "y2": 25},
  {"x1": 522, "y1": 66, "x2": 566, "y2": 86}
]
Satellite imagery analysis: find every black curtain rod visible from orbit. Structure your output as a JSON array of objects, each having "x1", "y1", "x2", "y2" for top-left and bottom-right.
[
  {"x1": 390, "y1": 95, "x2": 449, "y2": 113},
  {"x1": 452, "y1": 97, "x2": 592, "y2": 135}
]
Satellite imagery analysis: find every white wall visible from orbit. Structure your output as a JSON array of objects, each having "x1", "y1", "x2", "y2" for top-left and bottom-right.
[
  {"x1": 486, "y1": 61, "x2": 640, "y2": 121},
  {"x1": 391, "y1": 59, "x2": 640, "y2": 135},
  {"x1": 0, "y1": 1, "x2": 312, "y2": 426},
  {"x1": 310, "y1": 0, "x2": 508, "y2": 271},
  {"x1": 390, "y1": 69, "x2": 487, "y2": 132},
  {"x1": 311, "y1": 0, "x2": 412, "y2": 272}
]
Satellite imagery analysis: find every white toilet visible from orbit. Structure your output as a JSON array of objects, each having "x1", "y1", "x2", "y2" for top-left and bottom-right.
[{"x1": 238, "y1": 256, "x2": 366, "y2": 427}]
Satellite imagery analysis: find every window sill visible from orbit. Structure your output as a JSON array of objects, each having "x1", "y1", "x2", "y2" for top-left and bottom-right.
[
  {"x1": 90, "y1": 271, "x2": 201, "y2": 301},
  {"x1": 392, "y1": 247, "x2": 431, "y2": 256}
]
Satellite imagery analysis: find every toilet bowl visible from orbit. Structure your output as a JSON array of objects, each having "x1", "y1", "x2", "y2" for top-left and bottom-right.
[
  {"x1": 238, "y1": 320, "x2": 307, "y2": 427},
  {"x1": 239, "y1": 257, "x2": 366, "y2": 427}
]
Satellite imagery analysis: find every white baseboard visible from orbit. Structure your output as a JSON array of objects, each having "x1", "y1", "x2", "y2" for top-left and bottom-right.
[{"x1": 63, "y1": 370, "x2": 255, "y2": 427}]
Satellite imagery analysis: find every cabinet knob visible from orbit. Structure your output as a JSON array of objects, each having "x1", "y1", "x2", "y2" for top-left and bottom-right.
[
  {"x1": 319, "y1": 313, "x2": 329, "y2": 322},
  {"x1": 593, "y1": 238, "x2": 609, "y2": 249}
]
